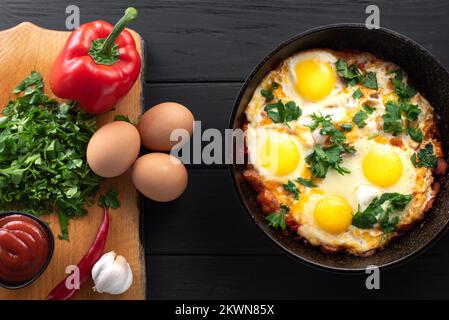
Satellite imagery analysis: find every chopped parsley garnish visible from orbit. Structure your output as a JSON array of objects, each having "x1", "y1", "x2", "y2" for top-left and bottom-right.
[
  {"x1": 264, "y1": 100, "x2": 302, "y2": 127},
  {"x1": 352, "y1": 88, "x2": 363, "y2": 99},
  {"x1": 296, "y1": 177, "x2": 317, "y2": 188},
  {"x1": 352, "y1": 105, "x2": 375, "y2": 128},
  {"x1": 382, "y1": 101, "x2": 404, "y2": 135},
  {"x1": 307, "y1": 113, "x2": 345, "y2": 143},
  {"x1": 305, "y1": 113, "x2": 355, "y2": 179},
  {"x1": 266, "y1": 205, "x2": 289, "y2": 230},
  {"x1": 407, "y1": 127, "x2": 423, "y2": 143},
  {"x1": 335, "y1": 59, "x2": 378, "y2": 89},
  {"x1": 306, "y1": 144, "x2": 354, "y2": 178},
  {"x1": 283, "y1": 180, "x2": 299, "y2": 200},
  {"x1": 363, "y1": 104, "x2": 375, "y2": 114},
  {"x1": 389, "y1": 69, "x2": 416, "y2": 101},
  {"x1": 352, "y1": 193, "x2": 413, "y2": 233},
  {"x1": 382, "y1": 100, "x2": 422, "y2": 141},
  {"x1": 261, "y1": 82, "x2": 279, "y2": 102},
  {"x1": 400, "y1": 102, "x2": 421, "y2": 121},
  {"x1": 411, "y1": 143, "x2": 437, "y2": 168},
  {"x1": 353, "y1": 110, "x2": 369, "y2": 128},
  {"x1": 336, "y1": 59, "x2": 361, "y2": 86},
  {"x1": 341, "y1": 123, "x2": 353, "y2": 131},
  {"x1": 361, "y1": 71, "x2": 378, "y2": 90}
]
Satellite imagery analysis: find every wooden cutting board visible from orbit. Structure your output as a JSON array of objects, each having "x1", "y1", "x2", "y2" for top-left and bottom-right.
[{"x1": 0, "y1": 22, "x2": 145, "y2": 300}]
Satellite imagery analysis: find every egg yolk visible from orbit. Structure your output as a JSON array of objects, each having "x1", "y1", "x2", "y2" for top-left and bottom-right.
[
  {"x1": 294, "y1": 59, "x2": 336, "y2": 102},
  {"x1": 362, "y1": 147, "x2": 403, "y2": 187},
  {"x1": 314, "y1": 195, "x2": 353, "y2": 234},
  {"x1": 259, "y1": 136, "x2": 300, "y2": 176}
]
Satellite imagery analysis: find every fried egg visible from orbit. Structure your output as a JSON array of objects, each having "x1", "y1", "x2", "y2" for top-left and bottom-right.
[{"x1": 246, "y1": 126, "x2": 310, "y2": 181}]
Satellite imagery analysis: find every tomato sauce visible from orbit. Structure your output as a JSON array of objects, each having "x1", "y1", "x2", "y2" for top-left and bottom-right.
[{"x1": 0, "y1": 214, "x2": 51, "y2": 284}]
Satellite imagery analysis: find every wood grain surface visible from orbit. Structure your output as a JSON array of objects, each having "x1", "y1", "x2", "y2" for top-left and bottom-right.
[
  {"x1": 1, "y1": 0, "x2": 449, "y2": 300},
  {"x1": 0, "y1": 22, "x2": 145, "y2": 300}
]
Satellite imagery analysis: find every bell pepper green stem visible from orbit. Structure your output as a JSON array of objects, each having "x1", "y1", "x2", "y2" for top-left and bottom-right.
[{"x1": 100, "y1": 7, "x2": 138, "y2": 55}]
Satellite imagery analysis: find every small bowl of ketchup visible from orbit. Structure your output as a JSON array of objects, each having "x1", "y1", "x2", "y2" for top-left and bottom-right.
[{"x1": 0, "y1": 211, "x2": 54, "y2": 289}]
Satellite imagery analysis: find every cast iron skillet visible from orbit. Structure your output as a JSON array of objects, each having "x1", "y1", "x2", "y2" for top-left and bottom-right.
[{"x1": 229, "y1": 23, "x2": 449, "y2": 272}]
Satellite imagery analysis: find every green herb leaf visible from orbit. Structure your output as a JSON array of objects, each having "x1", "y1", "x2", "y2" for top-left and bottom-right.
[
  {"x1": 114, "y1": 114, "x2": 135, "y2": 124},
  {"x1": 306, "y1": 144, "x2": 351, "y2": 178},
  {"x1": 305, "y1": 114, "x2": 355, "y2": 179},
  {"x1": 99, "y1": 189, "x2": 121, "y2": 209},
  {"x1": 341, "y1": 123, "x2": 353, "y2": 132},
  {"x1": 382, "y1": 101, "x2": 404, "y2": 135},
  {"x1": 266, "y1": 205, "x2": 289, "y2": 230},
  {"x1": 352, "y1": 206, "x2": 378, "y2": 229},
  {"x1": 400, "y1": 102, "x2": 421, "y2": 121},
  {"x1": 336, "y1": 59, "x2": 361, "y2": 85},
  {"x1": 411, "y1": 143, "x2": 437, "y2": 168},
  {"x1": 283, "y1": 180, "x2": 299, "y2": 200},
  {"x1": 353, "y1": 110, "x2": 369, "y2": 128},
  {"x1": 390, "y1": 69, "x2": 416, "y2": 101},
  {"x1": 361, "y1": 71, "x2": 378, "y2": 90},
  {"x1": 336, "y1": 60, "x2": 377, "y2": 90},
  {"x1": 261, "y1": 82, "x2": 279, "y2": 102},
  {"x1": 58, "y1": 212, "x2": 69, "y2": 241},
  {"x1": 363, "y1": 104, "x2": 375, "y2": 114},
  {"x1": 407, "y1": 127, "x2": 423, "y2": 143},
  {"x1": 296, "y1": 177, "x2": 318, "y2": 188},
  {"x1": 352, "y1": 88, "x2": 363, "y2": 99},
  {"x1": 352, "y1": 193, "x2": 412, "y2": 233},
  {"x1": 264, "y1": 100, "x2": 302, "y2": 126}
]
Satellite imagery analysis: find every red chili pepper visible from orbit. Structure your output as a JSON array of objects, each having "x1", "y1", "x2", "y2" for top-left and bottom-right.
[
  {"x1": 50, "y1": 7, "x2": 141, "y2": 114},
  {"x1": 47, "y1": 207, "x2": 109, "y2": 300}
]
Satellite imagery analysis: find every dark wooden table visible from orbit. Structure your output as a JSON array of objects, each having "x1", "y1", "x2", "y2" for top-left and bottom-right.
[{"x1": 3, "y1": 0, "x2": 449, "y2": 299}]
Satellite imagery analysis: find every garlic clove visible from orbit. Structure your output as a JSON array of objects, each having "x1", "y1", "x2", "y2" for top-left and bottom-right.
[{"x1": 92, "y1": 251, "x2": 133, "y2": 295}]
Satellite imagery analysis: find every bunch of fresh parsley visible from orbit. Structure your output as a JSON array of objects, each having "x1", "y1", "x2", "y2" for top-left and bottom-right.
[
  {"x1": 0, "y1": 71, "x2": 103, "y2": 240},
  {"x1": 352, "y1": 193, "x2": 412, "y2": 233},
  {"x1": 305, "y1": 114, "x2": 356, "y2": 179}
]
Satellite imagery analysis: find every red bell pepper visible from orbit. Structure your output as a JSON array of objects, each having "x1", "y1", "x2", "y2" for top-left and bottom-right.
[{"x1": 50, "y1": 7, "x2": 141, "y2": 114}]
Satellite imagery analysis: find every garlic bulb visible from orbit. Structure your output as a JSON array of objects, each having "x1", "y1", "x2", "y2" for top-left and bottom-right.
[{"x1": 92, "y1": 251, "x2": 133, "y2": 295}]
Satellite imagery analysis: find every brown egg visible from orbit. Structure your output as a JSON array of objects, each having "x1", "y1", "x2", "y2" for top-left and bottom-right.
[
  {"x1": 87, "y1": 121, "x2": 141, "y2": 178},
  {"x1": 137, "y1": 102, "x2": 194, "y2": 151},
  {"x1": 131, "y1": 153, "x2": 188, "y2": 202}
]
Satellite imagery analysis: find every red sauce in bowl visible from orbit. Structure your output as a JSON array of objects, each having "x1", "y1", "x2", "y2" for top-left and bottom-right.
[{"x1": 0, "y1": 214, "x2": 51, "y2": 285}]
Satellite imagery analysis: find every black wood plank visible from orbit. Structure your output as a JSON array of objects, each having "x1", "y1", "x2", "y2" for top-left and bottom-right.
[
  {"x1": 146, "y1": 249, "x2": 449, "y2": 299},
  {"x1": 143, "y1": 82, "x2": 240, "y2": 132},
  {"x1": 144, "y1": 169, "x2": 281, "y2": 255},
  {"x1": 143, "y1": 82, "x2": 241, "y2": 167},
  {"x1": 1, "y1": 0, "x2": 449, "y2": 82}
]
